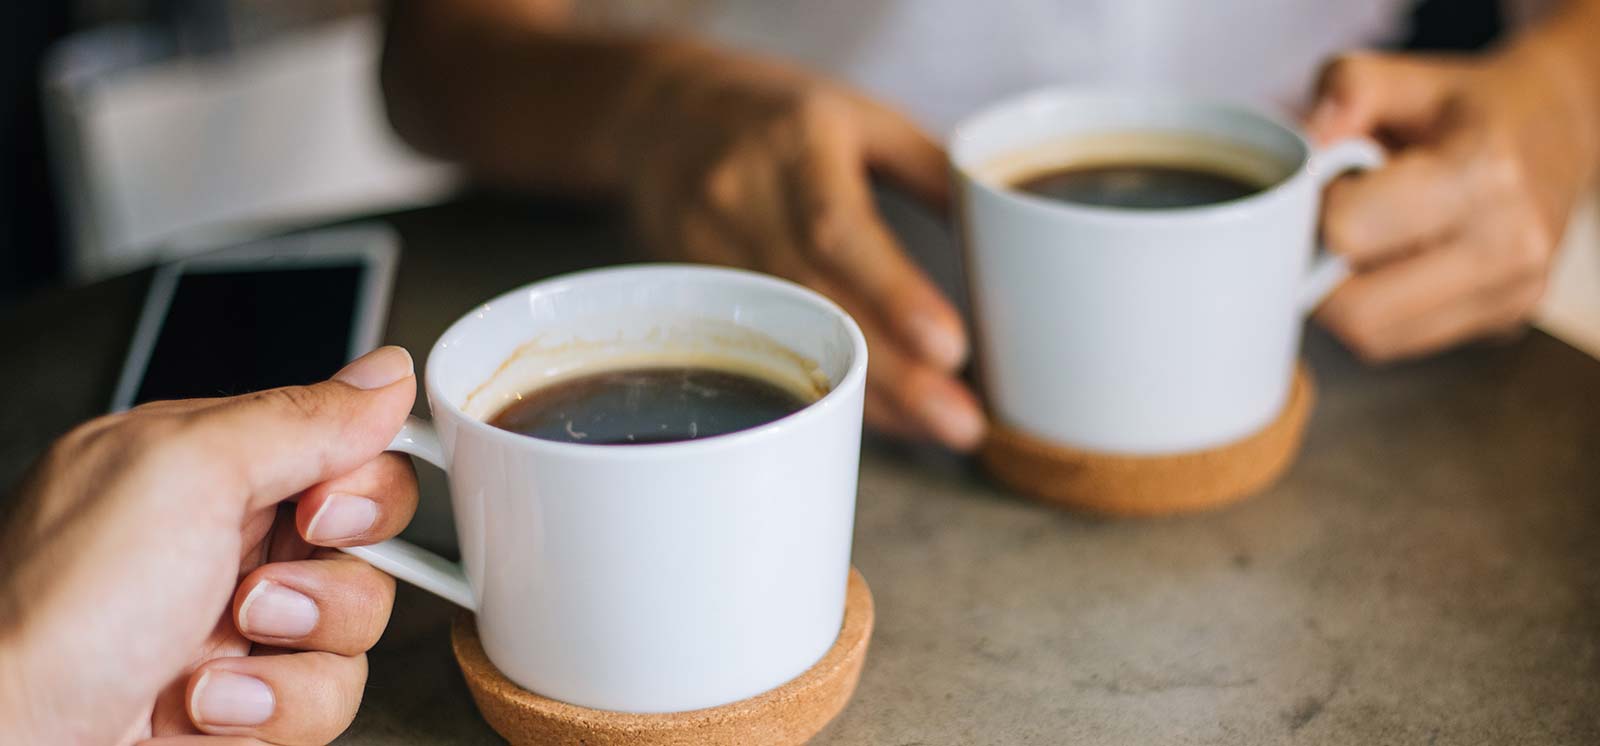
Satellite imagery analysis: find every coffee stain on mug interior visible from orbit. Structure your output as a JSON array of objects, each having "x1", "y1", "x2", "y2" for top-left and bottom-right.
[{"x1": 462, "y1": 318, "x2": 831, "y2": 422}]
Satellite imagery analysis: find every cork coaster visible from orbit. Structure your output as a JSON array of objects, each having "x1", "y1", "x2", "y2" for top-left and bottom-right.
[
  {"x1": 451, "y1": 567, "x2": 875, "y2": 746},
  {"x1": 979, "y1": 364, "x2": 1315, "y2": 517}
]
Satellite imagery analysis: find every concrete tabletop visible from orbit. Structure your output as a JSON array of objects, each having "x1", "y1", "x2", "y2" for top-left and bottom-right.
[{"x1": 3, "y1": 196, "x2": 1598, "y2": 744}]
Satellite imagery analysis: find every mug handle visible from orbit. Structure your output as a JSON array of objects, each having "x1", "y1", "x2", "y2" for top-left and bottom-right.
[
  {"x1": 1298, "y1": 137, "x2": 1387, "y2": 312},
  {"x1": 337, "y1": 416, "x2": 476, "y2": 611}
]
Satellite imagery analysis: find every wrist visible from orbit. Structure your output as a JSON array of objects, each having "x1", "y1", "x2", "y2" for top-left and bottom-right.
[
  {"x1": 604, "y1": 38, "x2": 825, "y2": 174},
  {"x1": 594, "y1": 35, "x2": 723, "y2": 179},
  {"x1": 1498, "y1": 12, "x2": 1600, "y2": 179}
]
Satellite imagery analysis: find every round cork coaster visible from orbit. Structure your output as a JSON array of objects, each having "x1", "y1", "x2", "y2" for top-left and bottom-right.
[
  {"x1": 979, "y1": 364, "x2": 1315, "y2": 517},
  {"x1": 451, "y1": 567, "x2": 875, "y2": 746}
]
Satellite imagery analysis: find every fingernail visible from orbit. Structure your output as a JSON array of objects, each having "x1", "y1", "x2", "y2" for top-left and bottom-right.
[
  {"x1": 333, "y1": 346, "x2": 413, "y2": 390},
  {"x1": 238, "y1": 580, "x2": 318, "y2": 639},
  {"x1": 910, "y1": 314, "x2": 967, "y2": 370},
  {"x1": 305, "y1": 494, "x2": 379, "y2": 542},
  {"x1": 191, "y1": 670, "x2": 275, "y2": 727},
  {"x1": 921, "y1": 391, "x2": 986, "y2": 450}
]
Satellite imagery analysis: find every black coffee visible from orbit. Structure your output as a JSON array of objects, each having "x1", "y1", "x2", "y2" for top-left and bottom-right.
[
  {"x1": 1013, "y1": 162, "x2": 1265, "y2": 209},
  {"x1": 487, "y1": 366, "x2": 814, "y2": 445}
]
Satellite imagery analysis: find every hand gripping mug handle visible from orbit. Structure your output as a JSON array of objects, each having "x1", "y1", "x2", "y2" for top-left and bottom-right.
[
  {"x1": 337, "y1": 416, "x2": 476, "y2": 610},
  {"x1": 1298, "y1": 137, "x2": 1387, "y2": 312}
]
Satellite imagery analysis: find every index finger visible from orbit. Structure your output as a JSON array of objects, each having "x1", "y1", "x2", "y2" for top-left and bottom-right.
[
  {"x1": 1308, "y1": 51, "x2": 1460, "y2": 144},
  {"x1": 846, "y1": 92, "x2": 952, "y2": 212},
  {"x1": 1322, "y1": 135, "x2": 1475, "y2": 265},
  {"x1": 788, "y1": 129, "x2": 968, "y2": 371}
]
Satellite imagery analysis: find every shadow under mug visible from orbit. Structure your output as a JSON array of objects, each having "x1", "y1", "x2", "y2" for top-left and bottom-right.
[
  {"x1": 340, "y1": 265, "x2": 868, "y2": 714},
  {"x1": 951, "y1": 89, "x2": 1384, "y2": 454}
]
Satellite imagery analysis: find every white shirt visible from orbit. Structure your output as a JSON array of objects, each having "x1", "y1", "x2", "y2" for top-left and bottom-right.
[
  {"x1": 576, "y1": 0, "x2": 1418, "y2": 133},
  {"x1": 572, "y1": 2, "x2": 1600, "y2": 366}
]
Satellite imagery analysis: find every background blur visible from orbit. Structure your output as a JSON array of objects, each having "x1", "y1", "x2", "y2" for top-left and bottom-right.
[
  {"x1": 10, "y1": 0, "x2": 1599, "y2": 362},
  {"x1": 1, "y1": 0, "x2": 456, "y2": 305}
]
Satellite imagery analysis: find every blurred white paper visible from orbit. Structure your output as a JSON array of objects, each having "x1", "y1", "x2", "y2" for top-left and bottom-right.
[{"x1": 44, "y1": 15, "x2": 459, "y2": 281}]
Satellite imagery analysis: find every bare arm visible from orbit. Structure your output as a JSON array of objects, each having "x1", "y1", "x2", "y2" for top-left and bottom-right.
[
  {"x1": 1307, "y1": 0, "x2": 1600, "y2": 362},
  {"x1": 379, "y1": 0, "x2": 986, "y2": 450},
  {"x1": 1511, "y1": 0, "x2": 1600, "y2": 145},
  {"x1": 382, "y1": 0, "x2": 670, "y2": 194}
]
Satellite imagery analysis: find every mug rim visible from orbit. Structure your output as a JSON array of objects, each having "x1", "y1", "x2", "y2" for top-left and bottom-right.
[
  {"x1": 949, "y1": 87, "x2": 1316, "y2": 225},
  {"x1": 421, "y1": 264, "x2": 869, "y2": 460}
]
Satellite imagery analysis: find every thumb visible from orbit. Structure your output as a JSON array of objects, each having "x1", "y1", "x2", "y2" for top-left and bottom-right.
[
  {"x1": 1306, "y1": 52, "x2": 1454, "y2": 145},
  {"x1": 185, "y1": 345, "x2": 417, "y2": 511},
  {"x1": 848, "y1": 92, "x2": 951, "y2": 214}
]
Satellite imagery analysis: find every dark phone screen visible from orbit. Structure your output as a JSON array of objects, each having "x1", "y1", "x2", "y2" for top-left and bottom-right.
[{"x1": 132, "y1": 264, "x2": 366, "y2": 404}]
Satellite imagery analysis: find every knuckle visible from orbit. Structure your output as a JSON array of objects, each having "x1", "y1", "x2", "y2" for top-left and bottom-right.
[
  {"x1": 1321, "y1": 201, "x2": 1372, "y2": 259},
  {"x1": 1319, "y1": 304, "x2": 1387, "y2": 362},
  {"x1": 1320, "y1": 52, "x2": 1379, "y2": 92},
  {"x1": 790, "y1": 86, "x2": 845, "y2": 130},
  {"x1": 780, "y1": 87, "x2": 853, "y2": 159},
  {"x1": 701, "y1": 155, "x2": 744, "y2": 211},
  {"x1": 804, "y1": 204, "x2": 853, "y2": 263},
  {"x1": 37, "y1": 417, "x2": 123, "y2": 480},
  {"x1": 86, "y1": 414, "x2": 176, "y2": 460},
  {"x1": 1347, "y1": 338, "x2": 1391, "y2": 365},
  {"x1": 1507, "y1": 223, "x2": 1553, "y2": 274},
  {"x1": 261, "y1": 384, "x2": 328, "y2": 422},
  {"x1": 744, "y1": 85, "x2": 824, "y2": 145},
  {"x1": 1341, "y1": 328, "x2": 1388, "y2": 364},
  {"x1": 884, "y1": 366, "x2": 931, "y2": 410},
  {"x1": 1320, "y1": 58, "x2": 1354, "y2": 90},
  {"x1": 54, "y1": 413, "x2": 122, "y2": 453}
]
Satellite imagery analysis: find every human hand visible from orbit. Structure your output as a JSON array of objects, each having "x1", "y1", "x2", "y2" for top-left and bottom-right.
[
  {"x1": 0, "y1": 346, "x2": 421, "y2": 746},
  {"x1": 615, "y1": 45, "x2": 985, "y2": 450},
  {"x1": 1307, "y1": 46, "x2": 1600, "y2": 362}
]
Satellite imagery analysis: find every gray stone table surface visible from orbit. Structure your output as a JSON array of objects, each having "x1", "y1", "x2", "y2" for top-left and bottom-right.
[{"x1": 3, "y1": 196, "x2": 1599, "y2": 744}]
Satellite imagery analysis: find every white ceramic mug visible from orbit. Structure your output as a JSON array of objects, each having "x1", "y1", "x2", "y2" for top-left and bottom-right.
[
  {"x1": 951, "y1": 89, "x2": 1384, "y2": 454},
  {"x1": 342, "y1": 265, "x2": 867, "y2": 713}
]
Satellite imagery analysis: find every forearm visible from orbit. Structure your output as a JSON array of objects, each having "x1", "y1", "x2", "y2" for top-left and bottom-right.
[
  {"x1": 1501, "y1": 0, "x2": 1600, "y2": 173},
  {"x1": 381, "y1": 1, "x2": 706, "y2": 195}
]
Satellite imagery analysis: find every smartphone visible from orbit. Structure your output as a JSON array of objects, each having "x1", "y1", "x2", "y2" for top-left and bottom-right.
[{"x1": 110, "y1": 224, "x2": 399, "y2": 411}]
